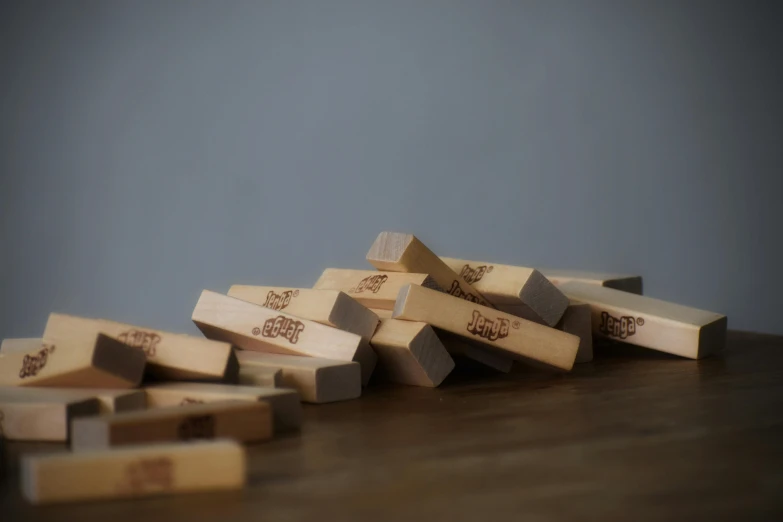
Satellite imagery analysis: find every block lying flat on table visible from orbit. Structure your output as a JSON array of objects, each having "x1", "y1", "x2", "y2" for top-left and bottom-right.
[
  {"x1": 0, "y1": 387, "x2": 146, "y2": 414},
  {"x1": 21, "y1": 439, "x2": 245, "y2": 504},
  {"x1": 237, "y1": 352, "x2": 361, "y2": 403},
  {"x1": 437, "y1": 333, "x2": 514, "y2": 373},
  {"x1": 558, "y1": 282, "x2": 726, "y2": 359},
  {"x1": 0, "y1": 395, "x2": 100, "y2": 441},
  {"x1": 393, "y1": 285, "x2": 579, "y2": 371},
  {"x1": 71, "y1": 401, "x2": 272, "y2": 451},
  {"x1": 314, "y1": 269, "x2": 441, "y2": 311},
  {"x1": 238, "y1": 367, "x2": 282, "y2": 388},
  {"x1": 145, "y1": 383, "x2": 301, "y2": 432},
  {"x1": 369, "y1": 319, "x2": 454, "y2": 387},
  {"x1": 440, "y1": 257, "x2": 569, "y2": 326},
  {"x1": 539, "y1": 269, "x2": 643, "y2": 295},
  {"x1": 43, "y1": 313, "x2": 238, "y2": 383},
  {"x1": 0, "y1": 333, "x2": 145, "y2": 389},
  {"x1": 227, "y1": 286, "x2": 380, "y2": 340},
  {"x1": 192, "y1": 290, "x2": 376, "y2": 385},
  {"x1": 0, "y1": 338, "x2": 45, "y2": 353},
  {"x1": 556, "y1": 304, "x2": 593, "y2": 363}
]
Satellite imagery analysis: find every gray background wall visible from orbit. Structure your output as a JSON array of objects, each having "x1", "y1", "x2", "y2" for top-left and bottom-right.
[{"x1": 1, "y1": 1, "x2": 781, "y2": 338}]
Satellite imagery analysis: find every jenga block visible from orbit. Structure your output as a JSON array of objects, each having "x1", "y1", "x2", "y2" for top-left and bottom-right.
[
  {"x1": 393, "y1": 285, "x2": 579, "y2": 371},
  {"x1": 0, "y1": 334, "x2": 145, "y2": 389},
  {"x1": 440, "y1": 258, "x2": 569, "y2": 326},
  {"x1": 71, "y1": 401, "x2": 272, "y2": 451},
  {"x1": 227, "y1": 286, "x2": 380, "y2": 340},
  {"x1": 0, "y1": 338, "x2": 44, "y2": 353},
  {"x1": 314, "y1": 269, "x2": 441, "y2": 310},
  {"x1": 238, "y1": 367, "x2": 282, "y2": 388},
  {"x1": 539, "y1": 269, "x2": 643, "y2": 295},
  {"x1": 21, "y1": 440, "x2": 245, "y2": 504},
  {"x1": 0, "y1": 387, "x2": 146, "y2": 414},
  {"x1": 437, "y1": 333, "x2": 514, "y2": 373},
  {"x1": 369, "y1": 319, "x2": 454, "y2": 387},
  {"x1": 144, "y1": 383, "x2": 301, "y2": 432},
  {"x1": 558, "y1": 282, "x2": 726, "y2": 359},
  {"x1": 0, "y1": 395, "x2": 100, "y2": 441},
  {"x1": 366, "y1": 232, "x2": 495, "y2": 308},
  {"x1": 43, "y1": 313, "x2": 237, "y2": 383},
  {"x1": 192, "y1": 290, "x2": 376, "y2": 385},
  {"x1": 371, "y1": 308, "x2": 394, "y2": 319},
  {"x1": 237, "y1": 352, "x2": 361, "y2": 403},
  {"x1": 556, "y1": 304, "x2": 593, "y2": 363}
]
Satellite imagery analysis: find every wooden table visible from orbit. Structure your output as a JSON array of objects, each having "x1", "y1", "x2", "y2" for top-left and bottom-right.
[{"x1": 2, "y1": 331, "x2": 782, "y2": 521}]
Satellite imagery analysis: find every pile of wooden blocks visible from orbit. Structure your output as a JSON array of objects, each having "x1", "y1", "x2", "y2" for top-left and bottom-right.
[{"x1": 0, "y1": 231, "x2": 727, "y2": 504}]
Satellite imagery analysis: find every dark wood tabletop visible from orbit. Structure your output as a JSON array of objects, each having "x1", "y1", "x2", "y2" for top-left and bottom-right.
[{"x1": 2, "y1": 330, "x2": 782, "y2": 521}]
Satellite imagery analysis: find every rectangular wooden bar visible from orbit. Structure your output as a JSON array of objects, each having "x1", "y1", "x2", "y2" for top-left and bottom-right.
[
  {"x1": 558, "y1": 282, "x2": 726, "y2": 359},
  {"x1": 71, "y1": 401, "x2": 273, "y2": 451},
  {"x1": 237, "y1": 352, "x2": 361, "y2": 403},
  {"x1": 556, "y1": 304, "x2": 594, "y2": 363},
  {"x1": 238, "y1": 367, "x2": 282, "y2": 388},
  {"x1": 192, "y1": 290, "x2": 376, "y2": 385},
  {"x1": 43, "y1": 313, "x2": 238, "y2": 383},
  {"x1": 0, "y1": 338, "x2": 44, "y2": 353},
  {"x1": 144, "y1": 383, "x2": 301, "y2": 432},
  {"x1": 0, "y1": 395, "x2": 100, "y2": 441},
  {"x1": 539, "y1": 269, "x2": 643, "y2": 295},
  {"x1": 313, "y1": 269, "x2": 441, "y2": 310},
  {"x1": 440, "y1": 257, "x2": 569, "y2": 326},
  {"x1": 393, "y1": 285, "x2": 579, "y2": 371},
  {"x1": 0, "y1": 387, "x2": 146, "y2": 414},
  {"x1": 21, "y1": 440, "x2": 245, "y2": 504}
]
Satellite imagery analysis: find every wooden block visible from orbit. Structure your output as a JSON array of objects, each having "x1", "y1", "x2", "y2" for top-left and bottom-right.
[
  {"x1": 556, "y1": 304, "x2": 593, "y2": 363},
  {"x1": 369, "y1": 319, "x2": 454, "y2": 387},
  {"x1": 0, "y1": 395, "x2": 101, "y2": 441},
  {"x1": 238, "y1": 367, "x2": 282, "y2": 388},
  {"x1": 367, "y1": 232, "x2": 495, "y2": 308},
  {"x1": 145, "y1": 383, "x2": 301, "y2": 432},
  {"x1": 393, "y1": 285, "x2": 579, "y2": 371},
  {"x1": 227, "y1": 286, "x2": 380, "y2": 340},
  {"x1": 237, "y1": 352, "x2": 361, "y2": 403},
  {"x1": 436, "y1": 333, "x2": 515, "y2": 373},
  {"x1": 43, "y1": 313, "x2": 238, "y2": 383},
  {"x1": 558, "y1": 282, "x2": 726, "y2": 359},
  {"x1": 371, "y1": 308, "x2": 394, "y2": 319},
  {"x1": 440, "y1": 257, "x2": 569, "y2": 326},
  {"x1": 0, "y1": 334, "x2": 145, "y2": 389},
  {"x1": 0, "y1": 338, "x2": 44, "y2": 353},
  {"x1": 0, "y1": 387, "x2": 146, "y2": 414},
  {"x1": 71, "y1": 401, "x2": 272, "y2": 451},
  {"x1": 539, "y1": 269, "x2": 643, "y2": 295},
  {"x1": 314, "y1": 268, "x2": 441, "y2": 310},
  {"x1": 192, "y1": 290, "x2": 377, "y2": 385},
  {"x1": 21, "y1": 439, "x2": 245, "y2": 504}
]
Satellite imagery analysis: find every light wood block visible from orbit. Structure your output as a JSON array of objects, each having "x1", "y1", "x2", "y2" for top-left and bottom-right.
[
  {"x1": 0, "y1": 333, "x2": 145, "y2": 389},
  {"x1": 21, "y1": 439, "x2": 245, "y2": 504},
  {"x1": 393, "y1": 285, "x2": 579, "y2": 371},
  {"x1": 192, "y1": 290, "x2": 377, "y2": 385},
  {"x1": 369, "y1": 319, "x2": 454, "y2": 387},
  {"x1": 556, "y1": 304, "x2": 594, "y2": 363},
  {"x1": 145, "y1": 383, "x2": 301, "y2": 432},
  {"x1": 237, "y1": 352, "x2": 361, "y2": 403},
  {"x1": 238, "y1": 367, "x2": 282, "y2": 388},
  {"x1": 0, "y1": 395, "x2": 100, "y2": 441},
  {"x1": 0, "y1": 387, "x2": 146, "y2": 414},
  {"x1": 366, "y1": 232, "x2": 495, "y2": 308},
  {"x1": 314, "y1": 269, "x2": 441, "y2": 310},
  {"x1": 440, "y1": 257, "x2": 569, "y2": 326},
  {"x1": 71, "y1": 401, "x2": 272, "y2": 451},
  {"x1": 0, "y1": 338, "x2": 44, "y2": 353},
  {"x1": 227, "y1": 286, "x2": 380, "y2": 340},
  {"x1": 558, "y1": 282, "x2": 726, "y2": 359},
  {"x1": 371, "y1": 308, "x2": 394, "y2": 319},
  {"x1": 43, "y1": 313, "x2": 238, "y2": 383},
  {"x1": 539, "y1": 269, "x2": 643, "y2": 295},
  {"x1": 437, "y1": 333, "x2": 515, "y2": 373}
]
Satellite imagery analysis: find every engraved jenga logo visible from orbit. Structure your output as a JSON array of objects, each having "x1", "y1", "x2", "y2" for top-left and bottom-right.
[
  {"x1": 262, "y1": 316, "x2": 305, "y2": 344},
  {"x1": 263, "y1": 289, "x2": 298, "y2": 310},
  {"x1": 350, "y1": 274, "x2": 388, "y2": 294},
  {"x1": 117, "y1": 457, "x2": 174, "y2": 494},
  {"x1": 466, "y1": 310, "x2": 510, "y2": 342},
  {"x1": 460, "y1": 264, "x2": 493, "y2": 284},
  {"x1": 118, "y1": 330, "x2": 161, "y2": 357},
  {"x1": 18, "y1": 344, "x2": 55, "y2": 379},
  {"x1": 177, "y1": 415, "x2": 215, "y2": 440},
  {"x1": 448, "y1": 280, "x2": 482, "y2": 304},
  {"x1": 598, "y1": 312, "x2": 644, "y2": 339}
]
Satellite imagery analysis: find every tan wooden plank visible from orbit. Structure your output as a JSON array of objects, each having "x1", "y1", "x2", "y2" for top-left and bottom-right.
[
  {"x1": 0, "y1": 387, "x2": 146, "y2": 414},
  {"x1": 539, "y1": 269, "x2": 643, "y2": 295},
  {"x1": 556, "y1": 304, "x2": 594, "y2": 363},
  {"x1": 238, "y1": 367, "x2": 282, "y2": 388},
  {"x1": 313, "y1": 268, "x2": 441, "y2": 310},
  {"x1": 0, "y1": 395, "x2": 100, "y2": 441}
]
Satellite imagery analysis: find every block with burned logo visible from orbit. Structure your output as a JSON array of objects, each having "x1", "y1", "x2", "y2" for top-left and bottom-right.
[
  {"x1": 0, "y1": 394, "x2": 101, "y2": 441},
  {"x1": 440, "y1": 257, "x2": 569, "y2": 326},
  {"x1": 538, "y1": 269, "x2": 643, "y2": 295},
  {"x1": 393, "y1": 285, "x2": 579, "y2": 371},
  {"x1": 192, "y1": 290, "x2": 377, "y2": 385},
  {"x1": 227, "y1": 286, "x2": 379, "y2": 340},
  {"x1": 21, "y1": 439, "x2": 246, "y2": 504},
  {"x1": 313, "y1": 268, "x2": 441, "y2": 310},
  {"x1": 41, "y1": 313, "x2": 238, "y2": 383},
  {"x1": 558, "y1": 282, "x2": 726, "y2": 359},
  {"x1": 71, "y1": 401, "x2": 272, "y2": 451},
  {"x1": 555, "y1": 304, "x2": 593, "y2": 363}
]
